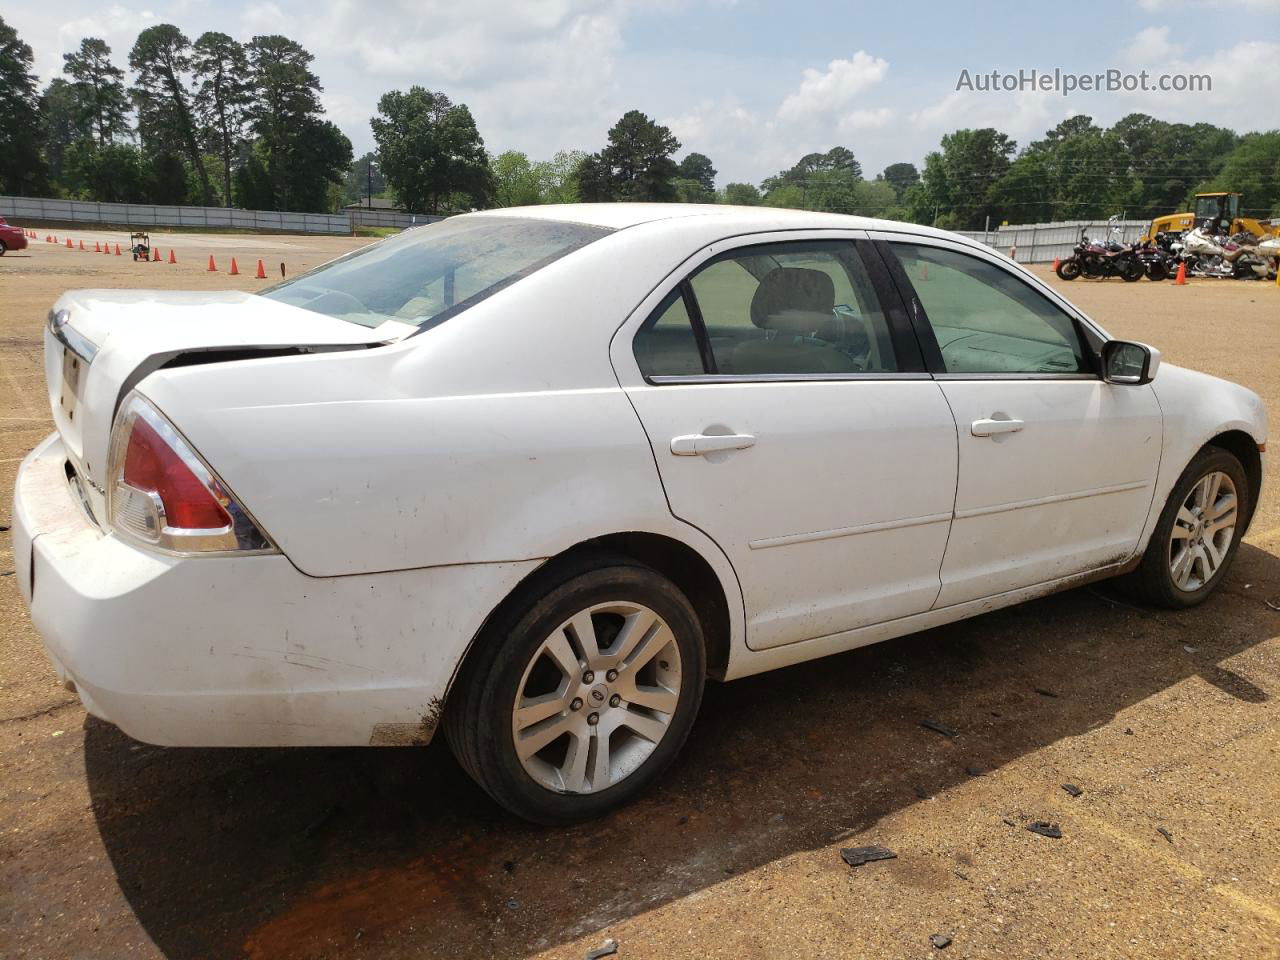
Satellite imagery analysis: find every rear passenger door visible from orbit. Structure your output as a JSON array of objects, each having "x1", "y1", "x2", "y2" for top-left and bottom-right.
[{"x1": 612, "y1": 234, "x2": 960, "y2": 652}]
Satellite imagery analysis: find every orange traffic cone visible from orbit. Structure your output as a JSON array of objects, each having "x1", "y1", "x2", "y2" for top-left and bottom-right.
[
  {"x1": 1051, "y1": 257, "x2": 1060, "y2": 272},
  {"x1": 66, "y1": 238, "x2": 72, "y2": 248},
  {"x1": 153, "y1": 247, "x2": 161, "y2": 261},
  {"x1": 115, "y1": 243, "x2": 121, "y2": 255},
  {"x1": 229, "y1": 257, "x2": 239, "y2": 276},
  {"x1": 255, "y1": 259, "x2": 266, "y2": 279},
  {"x1": 94, "y1": 241, "x2": 100, "y2": 252},
  {"x1": 1174, "y1": 262, "x2": 1187, "y2": 285},
  {"x1": 104, "y1": 243, "x2": 111, "y2": 255},
  {"x1": 168, "y1": 249, "x2": 176, "y2": 264},
  {"x1": 79, "y1": 239, "x2": 85, "y2": 251},
  {"x1": 207, "y1": 255, "x2": 217, "y2": 272}
]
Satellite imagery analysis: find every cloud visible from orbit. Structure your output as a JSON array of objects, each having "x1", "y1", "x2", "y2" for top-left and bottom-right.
[{"x1": 778, "y1": 51, "x2": 889, "y2": 119}]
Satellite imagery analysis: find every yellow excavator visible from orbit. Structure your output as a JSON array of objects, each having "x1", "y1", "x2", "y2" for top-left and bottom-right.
[{"x1": 1144, "y1": 192, "x2": 1279, "y2": 243}]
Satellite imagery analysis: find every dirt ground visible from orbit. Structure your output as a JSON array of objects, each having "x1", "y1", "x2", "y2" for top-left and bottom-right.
[{"x1": 2, "y1": 232, "x2": 1279, "y2": 960}]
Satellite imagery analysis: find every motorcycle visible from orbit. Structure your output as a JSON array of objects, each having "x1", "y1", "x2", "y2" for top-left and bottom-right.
[
  {"x1": 1182, "y1": 222, "x2": 1270, "y2": 279},
  {"x1": 1055, "y1": 220, "x2": 1145, "y2": 282}
]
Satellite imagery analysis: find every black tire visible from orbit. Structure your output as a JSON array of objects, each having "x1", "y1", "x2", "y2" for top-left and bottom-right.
[
  {"x1": 1146, "y1": 260, "x2": 1169, "y2": 281},
  {"x1": 1056, "y1": 258, "x2": 1081, "y2": 280},
  {"x1": 1120, "y1": 258, "x2": 1144, "y2": 281},
  {"x1": 445, "y1": 556, "x2": 706, "y2": 825},
  {"x1": 0, "y1": 240, "x2": 7, "y2": 256},
  {"x1": 1121, "y1": 447, "x2": 1250, "y2": 609}
]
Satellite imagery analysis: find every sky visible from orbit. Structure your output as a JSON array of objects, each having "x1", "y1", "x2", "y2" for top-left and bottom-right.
[{"x1": 7, "y1": 0, "x2": 1280, "y2": 187}]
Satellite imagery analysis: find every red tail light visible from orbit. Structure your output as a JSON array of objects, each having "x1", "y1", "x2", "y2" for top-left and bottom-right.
[
  {"x1": 107, "y1": 394, "x2": 274, "y2": 554},
  {"x1": 122, "y1": 415, "x2": 233, "y2": 530}
]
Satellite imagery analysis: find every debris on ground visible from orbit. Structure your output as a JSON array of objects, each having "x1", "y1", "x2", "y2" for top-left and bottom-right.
[
  {"x1": 505, "y1": 899, "x2": 520, "y2": 910},
  {"x1": 930, "y1": 934, "x2": 953, "y2": 949},
  {"x1": 913, "y1": 786, "x2": 931, "y2": 799},
  {"x1": 1157, "y1": 826, "x2": 1173, "y2": 843},
  {"x1": 1124, "y1": 728, "x2": 1135, "y2": 735},
  {"x1": 0, "y1": 523, "x2": 10, "y2": 532},
  {"x1": 1062, "y1": 783, "x2": 1083, "y2": 797},
  {"x1": 1033, "y1": 687, "x2": 1060, "y2": 698},
  {"x1": 965, "y1": 765, "x2": 987, "y2": 777},
  {"x1": 1183, "y1": 645, "x2": 1199, "y2": 653},
  {"x1": 1002, "y1": 818, "x2": 1015, "y2": 827},
  {"x1": 1265, "y1": 599, "x2": 1280, "y2": 612},
  {"x1": 585, "y1": 938, "x2": 619, "y2": 960},
  {"x1": 953, "y1": 869, "x2": 970, "y2": 881},
  {"x1": 920, "y1": 720, "x2": 958, "y2": 738},
  {"x1": 1026, "y1": 821, "x2": 1063, "y2": 838},
  {"x1": 841, "y1": 846, "x2": 897, "y2": 867}
]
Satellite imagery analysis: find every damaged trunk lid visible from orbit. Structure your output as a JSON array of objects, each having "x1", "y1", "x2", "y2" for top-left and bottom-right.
[{"x1": 45, "y1": 289, "x2": 409, "y2": 524}]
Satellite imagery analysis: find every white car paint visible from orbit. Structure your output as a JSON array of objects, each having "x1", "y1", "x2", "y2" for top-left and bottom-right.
[{"x1": 13, "y1": 203, "x2": 1267, "y2": 749}]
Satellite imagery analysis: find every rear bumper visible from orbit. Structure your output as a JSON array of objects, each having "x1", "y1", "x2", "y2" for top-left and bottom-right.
[
  {"x1": 13, "y1": 433, "x2": 540, "y2": 747},
  {"x1": 2, "y1": 232, "x2": 28, "y2": 251}
]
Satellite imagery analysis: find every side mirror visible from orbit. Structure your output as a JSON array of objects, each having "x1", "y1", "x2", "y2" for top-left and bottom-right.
[{"x1": 1102, "y1": 340, "x2": 1160, "y2": 385}]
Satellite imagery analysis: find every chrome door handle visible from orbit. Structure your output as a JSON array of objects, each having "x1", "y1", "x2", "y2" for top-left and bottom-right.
[
  {"x1": 971, "y1": 417, "x2": 1024, "y2": 437},
  {"x1": 670, "y1": 433, "x2": 756, "y2": 456}
]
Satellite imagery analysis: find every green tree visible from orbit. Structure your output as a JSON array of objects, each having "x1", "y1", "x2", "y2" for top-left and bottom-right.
[
  {"x1": 721, "y1": 182, "x2": 762, "y2": 205},
  {"x1": 0, "y1": 16, "x2": 48, "y2": 195},
  {"x1": 130, "y1": 24, "x2": 211, "y2": 204},
  {"x1": 582, "y1": 110, "x2": 681, "y2": 202},
  {"x1": 40, "y1": 79, "x2": 87, "y2": 186},
  {"x1": 490, "y1": 150, "x2": 541, "y2": 207},
  {"x1": 880, "y1": 162, "x2": 919, "y2": 200},
  {"x1": 1199, "y1": 131, "x2": 1280, "y2": 218},
  {"x1": 245, "y1": 35, "x2": 351, "y2": 210},
  {"x1": 530, "y1": 150, "x2": 584, "y2": 203},
  {"x1": 678, "y1": 152, "x2": 717, "y2": 191},
  {"x1": 63, "y1": 140, "x2": 148, "y2": 201},
  {"x1": 371, "y1": 86, "x2": 491, "y2": 213},
  {"x1": 192, "y1": 31, "x2": 251, "y2": 207},
  {"x1": 762, "y1": 147, "x2": 862, "y2": 194},
  {"x1": 63, "y1": 38, "x2": 130, "y2": 145},
  {"x1": 343, "y1": 150, "x2": 386, "y2": 206},
  {"x1": 911, "y1": 128, "x2": 1015, "y2": 229}
]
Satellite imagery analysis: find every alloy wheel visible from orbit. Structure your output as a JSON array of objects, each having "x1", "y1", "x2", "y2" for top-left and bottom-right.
[
  {"x1": 1168, "y1": 470, "x2": 1237, "y2": 592},
  {"x1": 511, "y1": 601, "x2": 682, "y2": 794}
]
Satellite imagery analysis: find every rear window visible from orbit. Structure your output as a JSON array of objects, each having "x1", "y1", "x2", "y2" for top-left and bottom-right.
[{"x1": 261, "y1": 216, "x2": 612, "y2": 330}]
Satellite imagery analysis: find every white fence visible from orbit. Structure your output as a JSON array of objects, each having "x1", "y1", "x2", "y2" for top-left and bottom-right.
[
  {"x1": 954, "y1": 220, "x2": 1150, "y2": 263},
  {"x1": 0, "y1": 195, "x2": 443, "y2": 235},
  {"x1": 347, "y1": 207, "x2": 444, "y2": 230}
]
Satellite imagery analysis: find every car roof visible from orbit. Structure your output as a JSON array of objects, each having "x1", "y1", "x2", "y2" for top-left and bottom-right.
[{"x1": 465, "y1": 202, "x2": 962, "y2": 242}]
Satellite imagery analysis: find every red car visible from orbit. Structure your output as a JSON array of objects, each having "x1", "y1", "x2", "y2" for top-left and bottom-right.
[{"x1": 0, "y1": 217, "x2": 29, "y2": 255}]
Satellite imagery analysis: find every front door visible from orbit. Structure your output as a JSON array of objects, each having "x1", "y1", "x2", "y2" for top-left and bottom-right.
[
  {"x1": 613, "y1": 235, "x2": 959, "y2": 650},
  {"x1": 878, "y1": 236, "x2": 1162, "y2": 607}
]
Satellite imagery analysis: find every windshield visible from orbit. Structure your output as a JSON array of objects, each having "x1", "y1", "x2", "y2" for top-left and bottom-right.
[
  {"x1": 1194, "y1": 194, "x2": 1239, "y2": 223},
  {"x1": 261, "y1": 216, "x2": 613, "y2": 330}
]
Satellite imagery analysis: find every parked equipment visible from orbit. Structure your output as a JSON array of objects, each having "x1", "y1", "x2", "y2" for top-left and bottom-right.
[{"x1": 129, "y1": 232, "x2": 150, "y2": 262}]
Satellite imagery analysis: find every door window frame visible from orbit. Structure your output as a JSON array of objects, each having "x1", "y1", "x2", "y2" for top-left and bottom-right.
[
  {"x1": 622, "y1": 230, "x2": 931, "y2": 385},
  {"x1": 869, "y1": 232, "x2": 1108, "y2": 381}
]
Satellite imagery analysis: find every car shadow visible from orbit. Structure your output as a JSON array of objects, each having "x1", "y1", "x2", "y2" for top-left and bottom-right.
[{"x1": 84, "y1": 542, "x2": 1279, "y2": 960}]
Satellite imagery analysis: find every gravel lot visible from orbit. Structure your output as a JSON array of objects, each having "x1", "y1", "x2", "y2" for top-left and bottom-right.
[{"x1": 2, "y1": 233, "x2": 1278, "y2": 960}]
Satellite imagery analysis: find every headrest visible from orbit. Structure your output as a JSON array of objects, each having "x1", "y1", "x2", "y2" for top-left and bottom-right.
[{"x1": 749, "y1": 267, "x2": 835, "y2": 334}]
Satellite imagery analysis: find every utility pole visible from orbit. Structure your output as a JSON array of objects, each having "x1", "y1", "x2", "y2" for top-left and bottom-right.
[{"x1": 367, "y1": 158, "x2": 374, "y2": 210}]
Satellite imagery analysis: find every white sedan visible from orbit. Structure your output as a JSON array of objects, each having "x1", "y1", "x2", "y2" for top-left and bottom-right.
[{"x1": 14, "y1": 205, "x2": 1266, "y2": 823}]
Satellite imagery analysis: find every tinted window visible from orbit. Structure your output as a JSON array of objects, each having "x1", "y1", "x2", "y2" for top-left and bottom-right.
[
  {"x1": 691, "y1": 243, "x2": 897, "y2": 375},
  {"x1": 262, "y1": 216, "x2": 612, "y2": 330},
  {"x1": 891, "y1": 243, "x2": 1089, "y2": 374},
  {"x1": 634, "y1": 288, "x2": 706, "y2": 378}
]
